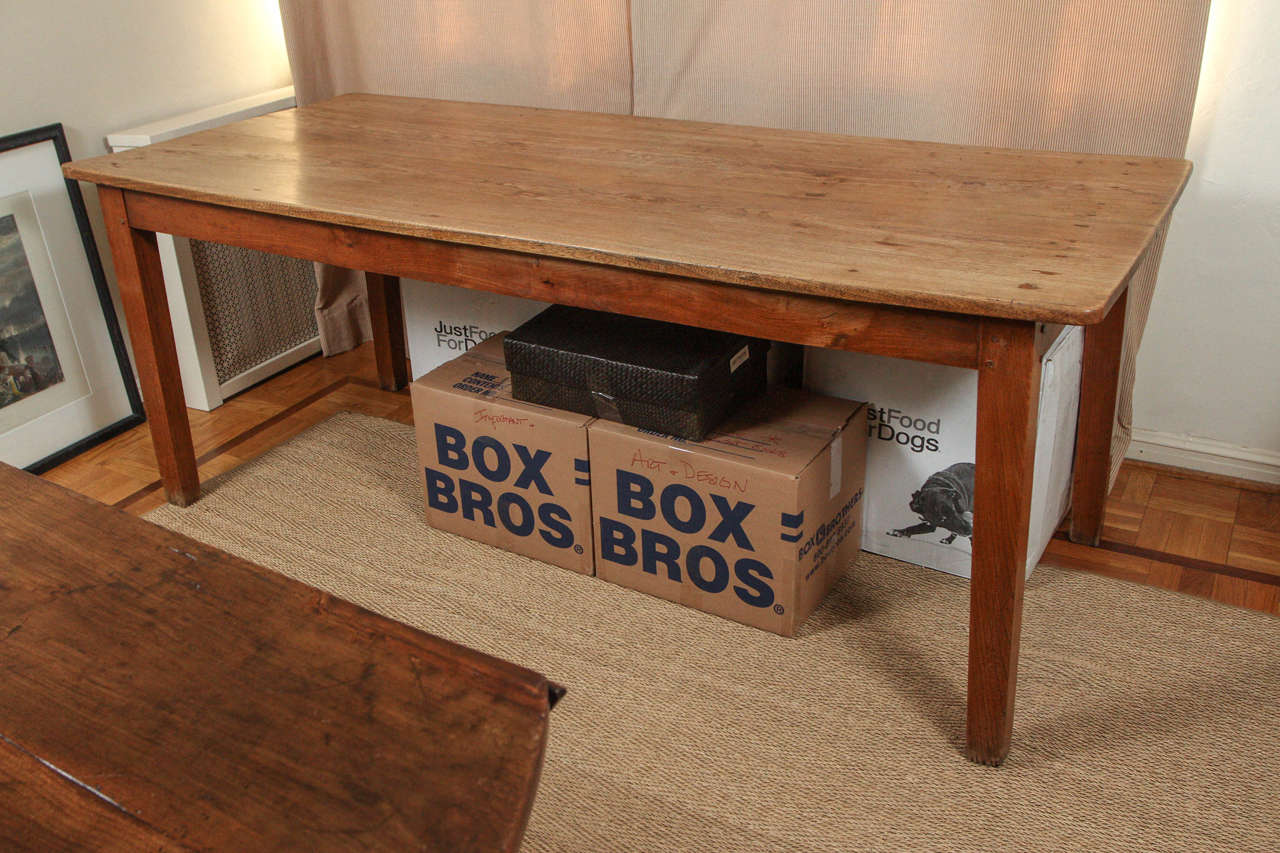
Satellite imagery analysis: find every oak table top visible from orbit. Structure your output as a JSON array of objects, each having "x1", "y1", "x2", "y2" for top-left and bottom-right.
[
  {"x1": 0, "y1": 464, "x2": 558, "y2": 852},
  {"x1": 64, "y1": 93, "x2": 1190, "y2": 325}
]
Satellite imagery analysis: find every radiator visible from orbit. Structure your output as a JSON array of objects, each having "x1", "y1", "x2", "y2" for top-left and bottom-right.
[{"x1": 107, "y1": 87, "x2": 319, "y2": 410}]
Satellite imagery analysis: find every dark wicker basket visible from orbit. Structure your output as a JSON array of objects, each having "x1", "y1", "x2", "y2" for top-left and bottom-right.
[{"x1": 503, "y1": 305, "x2": 769, "y2": 440}]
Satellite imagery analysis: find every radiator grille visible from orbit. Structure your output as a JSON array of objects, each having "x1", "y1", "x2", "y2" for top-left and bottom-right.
[{"x1": 189, "y1": 240, "x2": 319, "y2": 384}]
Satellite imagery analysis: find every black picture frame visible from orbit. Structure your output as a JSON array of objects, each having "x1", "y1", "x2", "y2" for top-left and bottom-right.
[{"x1": 0, "y1": 123, "x2": 143, "y2": 473}]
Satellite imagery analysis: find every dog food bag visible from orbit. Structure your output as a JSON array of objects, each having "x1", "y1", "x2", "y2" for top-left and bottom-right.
[
  {"x1": 803, "y1": 327, "x2": 1084, "y2": 578},
  {"x1": 402, "y1": 281, "x2": 547, "y2": 377}
]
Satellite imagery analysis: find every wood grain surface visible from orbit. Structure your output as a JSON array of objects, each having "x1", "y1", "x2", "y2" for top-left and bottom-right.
[
  {"x1": 1071, "y1": 290, "x2": 1129, "y2": 545},
  {"x1": 0, "y1": 464, "x2": 555, "y2": 852},
  {"x1": 65, "y1": 94, "x2": 1190, "y2": 324},
  {"x1": 123, "y1": 191, "x2": 983, "y2": 368},
  {"x1": 365, "y1": 271, "x2": 409, "y2": 390},
  {"x1": 0, "y1": 738, "x2": 189, "y2": 852},
  {"x1": 967, "y1": 319, "x2": 1041, "y2": 765},
  {"x1": 98, "y1": 186, "x2": 200, "y2": 506}
]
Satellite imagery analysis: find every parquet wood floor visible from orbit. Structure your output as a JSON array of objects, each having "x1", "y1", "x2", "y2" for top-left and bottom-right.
[
  {"x1": 1041, "y1": 461, "x2": 1279, "y2": 615},
  {"x1": 41, "y1": 343, "x2": 1279, "y2": 616}
]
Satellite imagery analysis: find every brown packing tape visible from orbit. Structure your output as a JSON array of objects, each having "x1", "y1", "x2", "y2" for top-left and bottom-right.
[{"x1": 590, "y1": 390, "x2": 622, "y2": 422}]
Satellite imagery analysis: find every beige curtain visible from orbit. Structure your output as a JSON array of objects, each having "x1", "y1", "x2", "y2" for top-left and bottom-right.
[
  {"x1": 278, "y1": 0, "x2": 1210, "y2": 479},
  {"x1": 630, "y1": 0, "x2": 1209, "y2": 483},
  {"x1": 277, "y1": 0, "x2": 633, "y2": 354}
]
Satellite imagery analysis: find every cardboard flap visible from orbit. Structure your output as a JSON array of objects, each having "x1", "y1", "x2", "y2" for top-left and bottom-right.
[
  {"x1": 590, "y1": 388, "x2": 865, "y2": 478},
  {"x1": 412, "y1": 333, "x2": 594, "y2": 428}
]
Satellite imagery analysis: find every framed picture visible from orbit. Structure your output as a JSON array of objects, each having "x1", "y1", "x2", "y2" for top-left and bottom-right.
[{"x1": 0, "y1": 124, "x2": 142, "y2": 472}]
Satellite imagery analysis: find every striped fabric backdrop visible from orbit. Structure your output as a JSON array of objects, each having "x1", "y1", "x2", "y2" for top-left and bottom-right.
[{"x1": 279, "y1": 0, "x2": 1211, "y2": 478}]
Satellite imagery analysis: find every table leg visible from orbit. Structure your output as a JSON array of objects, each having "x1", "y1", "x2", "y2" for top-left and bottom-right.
[
  {"x1": 98, "y1": 187, "x2": 199, "y2": 506},
  {"x1": 1069, "y1": 290, "x2": 1128, "y2": 545},
  {"x1": 365, "y1": 272, "x2": 408, "y2": 391},
  {"x1": 967, "y1": 319, "x2": 1040, "y2": 765}
]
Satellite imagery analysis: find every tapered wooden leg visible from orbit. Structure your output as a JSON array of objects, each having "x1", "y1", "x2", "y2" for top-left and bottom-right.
[
  {"x1": 97, "y1": 187, "x2": 199, "y2": 506},
  {"x1": 365, "y1": 272, "x2": 408, "y2": 391},
  {"x1": 967, "y1": 319, "x2": 1040, "y2": 765},
  {"x1": 1070, "y1": 290, "x2": 1128, "y2": 545}
]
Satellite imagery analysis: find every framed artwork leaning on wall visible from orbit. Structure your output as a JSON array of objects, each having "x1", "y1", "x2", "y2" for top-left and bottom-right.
[{"x1": 0, "y1": 123, "x2": 142, "y2": 472}]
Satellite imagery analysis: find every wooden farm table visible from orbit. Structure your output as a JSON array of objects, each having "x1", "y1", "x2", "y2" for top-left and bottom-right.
[
  {"x1": 0, "y1": 464, "x2": 559, "y2": 851},
  {"x1": 64, "y1": 94, "x2": 1190, "y2": 765}
]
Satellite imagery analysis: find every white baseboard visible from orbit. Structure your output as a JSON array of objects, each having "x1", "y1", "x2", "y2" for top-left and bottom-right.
[
  {"x1": 1127, "y1": 428, "x2": 1280, "y2": 485},
  {"x1": 218, "y1": 337, "x2": 323, "y2": 400}
]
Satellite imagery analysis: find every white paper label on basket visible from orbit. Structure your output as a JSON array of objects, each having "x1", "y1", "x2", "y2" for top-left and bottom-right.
[
  {"x1": 730, "y1": 345, "x2": 750, "y2": 373},
  {"x1": 829, "y1": 434, "x2": 843, "y2": 499}
]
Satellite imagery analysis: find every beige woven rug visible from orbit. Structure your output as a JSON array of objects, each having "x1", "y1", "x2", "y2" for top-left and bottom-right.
[{"x1": 147, "y1": 412, "x2": 1278, "y2": 852}]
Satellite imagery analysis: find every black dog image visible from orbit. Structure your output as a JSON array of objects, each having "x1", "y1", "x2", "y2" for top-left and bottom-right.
[{"x1": 887, "y1": 462, "x2": 975, "y2": 545}]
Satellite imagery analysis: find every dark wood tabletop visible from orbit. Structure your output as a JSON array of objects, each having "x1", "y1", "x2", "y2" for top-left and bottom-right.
[{"x1": 0, "y1": 464, "x2": 560, "y2": 851}]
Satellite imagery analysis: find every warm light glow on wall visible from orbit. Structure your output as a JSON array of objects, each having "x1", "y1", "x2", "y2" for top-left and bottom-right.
[
  {"x1": 1190, "y1": 0, "x2": 1235, "y2": 122},
  {"x1": 256, "y1": 0, "x2": 291, "y2": 72}
]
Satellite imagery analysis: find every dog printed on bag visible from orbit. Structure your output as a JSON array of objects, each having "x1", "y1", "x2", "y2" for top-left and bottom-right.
[{"x1": 887, "y1": 462, "x2": 974, "y2": 546}]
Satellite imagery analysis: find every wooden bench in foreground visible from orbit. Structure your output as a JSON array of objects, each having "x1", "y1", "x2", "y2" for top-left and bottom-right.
[{"x1": 0, "y1": 464, "x2": 560, "y2": 852}]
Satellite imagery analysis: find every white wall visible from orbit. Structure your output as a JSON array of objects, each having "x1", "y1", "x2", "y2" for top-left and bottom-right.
[
  {"x1": 2, "y1": 0, "x2": 291, "y2": 290},
  {"x1": 1130, "y1": 0, "x2": 1280, "y2": 479}
]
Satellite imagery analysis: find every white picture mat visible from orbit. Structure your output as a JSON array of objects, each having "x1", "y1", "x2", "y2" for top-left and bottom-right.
[{"x1": 0, "y1": 139, "x2": 135, "y2": 468}]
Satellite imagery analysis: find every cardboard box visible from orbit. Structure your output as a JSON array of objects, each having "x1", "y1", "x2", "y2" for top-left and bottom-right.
[
  {"x1": 589, "y1": 388, "x2": 867, "y2": 636},
  {"x1": 410, "y1": 335, "x2": 595, "y2": 574},
  {"x1": 803, "y1": 326, "x2": 1084, "y2": 578}
]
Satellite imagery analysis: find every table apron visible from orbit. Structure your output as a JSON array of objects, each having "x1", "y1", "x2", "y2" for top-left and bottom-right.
[{"x1": 122, "y1": 190, "x2": 984, "y2": 369}]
